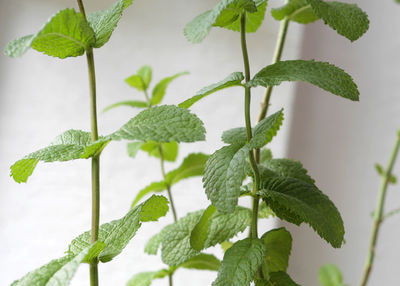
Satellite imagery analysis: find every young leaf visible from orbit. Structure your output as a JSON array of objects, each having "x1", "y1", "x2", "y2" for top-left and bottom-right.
[
  {"x1": 151, "y1": 72, "x2": 189, "y2": 105},
  {"x1": 111, "y1": 105, "x2": 206, "y2": 142},
  {"x1": 125, "y1": 75, "x2": 147, "y2": 91},
  {"x1": 179, "y1": 72, "x2": 244, "y2": 109},
  {"x1": 212, "y1": 238, "x2": 267, "y2": 286},
  {"x1": 248, "y1": 60, "x2": 359, "y2": 101},
  {"x1": 10, "y1": 130, "x2": 110, "y2": 183},
  {"x1": 265, "y1": 271, "x2": 301, "y2": 286},
  {"x1": 127, "y1": 270, "x2": 169, "y2": 286},
  {"x1": 131, "y1": 181, "x2": 167, "y2": 207},
  {"x1": 127, "y1": 142, "x2": 144, "y2": 158},
  {"x1": 307, "y1": 0, "x2": 369, "y2": 42},
  {"x1": 137, "y1": 65, "x2": 152, "y2": 90},
  {"x1": 271, "y1": 0, "x2": 319, "y2": 24},
  {"x1": 6, "y1": 9, "x2": 95, "y2": 59},
  {"x1": 140, "y1": 141, "x2": 179, "y2": 162},
  {"x1": 87, "y1": 0, "x2": 134, "y2": 48},
  {"x1": 260, "y1": 228, "x2": 292, "y2": 278},
  {"x1": 179, "y1": 253, "x2": 221, "y2": 271},
  {"x1": 259, "y1": 177, "x2": 344, "y2": 248},
  {"x1": 102, "y1": 100, "x2": 148, "y2": 112},
  {"x1": 69, "y1": 195, "x2": 168, "y2": 262},
  {"x1": 318, "y1": 264, "x2": 347, "y2": 286},
  {"x1": 191, "y1": 205, "x2": 217, "y2": 251}
]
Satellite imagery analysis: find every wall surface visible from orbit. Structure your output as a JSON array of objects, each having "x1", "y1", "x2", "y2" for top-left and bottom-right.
[{"x1": 0, "y1": 0, "x2": 302, "y2": 285}]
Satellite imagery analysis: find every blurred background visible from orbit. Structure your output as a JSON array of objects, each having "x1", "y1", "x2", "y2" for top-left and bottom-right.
[{"x1": 0, "y1": 0, "x2": 399, "y2": 285}]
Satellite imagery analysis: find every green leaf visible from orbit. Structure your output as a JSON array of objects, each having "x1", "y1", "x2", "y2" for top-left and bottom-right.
[
  {"x1": 11, "y1": 243, "x2": 103, "y2": 286},
  {"x1": 151, "y1": 72, "x2": 189, "y2": 105},
  {"x1": 190, "y1": 205, "x2": 217, "y2": 251},
  {"x1": 179, "y1": 253, "x2": 221, "y2": 271},
  {"x1": 87, "y1": 0, "x2": 134, "y2": 48},
  {"x1": 125, "y1": 75, "x2": 146, "y2": 91},
  {"x1": 112, "y1": 105, "x2": 206, "y2": 142},
  {"x1": 150, "y1": 207, "x2": 251, "y2": 266},
  {"x1": 307, "y1": 0, "x2": 369, "y2": 42},
  {"x1": 260, "y1": 149, "x2": 273, "y2": 162},
  {"x1": 6, "y1": 9, "x2": 95, "y2": 59},
  {"x1": 260, "y1": 228, "x2": 292, "y2": 278},
  {"x1": 10, "y1": 130, "x2": 110, "y2": 183},
  {"x1": 131, "y1": 181, "x2": 167, "y2": 207},
  {"x1": 212, "y1": 238, "x2": 267, "y2": 286},
  {"x1": 137, "y1": 65, "x2": 152, "y2": 90},
  {"x1": 102, "y1": 100, "x2": 148, "y2": 112},
  {"x1": 258, "y1": 201, "x2": 275, "y2": 219},
  {"x1": 265, "y1": 272, "x2": 301, "y2": 286},
  {"x1": 127, "y1": 270, "x2": 169, "y2": 286},
  {"x1": 127, "y1": 142, "x2": 144, "y2": 158},
  {"x1": 139, "y1": 141, "x2": 179, "y2": 162},
  {"x1": 69, "y1": 195, "x2": 168, "y2": 262},
  {"x1": 318, "y1": 264, "x2": 346, "y2": 286},
  {"x1": 179, "y1": 72, "x2": 244, "y2": 109},
  {"x1": 220, "y1": 241, "x2": 234, "y2": 252},
  {"x1": 248, "y1": 60, "x2": 359, "y2": 101},
  {"x1": 221, "y1": 127, "x2": 248, "y2": 145},
  {"x1": 271, "y1": 0, "x2": 319, "y2": 24},
  {"x1": 259, "y1": 177, "x2": 344, "y2": 248}
]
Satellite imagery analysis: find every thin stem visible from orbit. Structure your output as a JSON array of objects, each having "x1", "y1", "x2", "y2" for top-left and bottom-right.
[
  {"x1": 240, "y1": 13, "x2": 260, "y2": 239},
  {"x1": 77, "y1": 1, "x2": 100, "y2": 285},
  {"x1": 168, "y1": 274, "x2": 173, "y2": 286},
  {"x1": 359, "y1": 130, "x2": 400, "y2": 286},
  {"x1": 158, "y1": 145, "x2": 178, "y2": 222}
]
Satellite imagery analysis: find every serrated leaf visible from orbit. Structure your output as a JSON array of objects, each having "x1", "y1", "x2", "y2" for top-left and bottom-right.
[
  {"x1": 112, "y1": 105, "x2": 206, "y2": 142},
  {"x1": 126, "y1": 270, "x2": 169, "y2": 286},
  {"x1": 179, "y1": 253, "x2": 221, "y2": 271},
  {"x1": 307, "y1": 0, "x2": 369, "y2": 42},
  {"x1": 6, "y1": 9, "x2": 95, "y2": 59},
  {"x1": 221, "y1": 127, "x2": 249, "y2": 145},
  {"x1": 103, "y1": 100, "x2": 148, "y2": 112},
  {"x1": 259, "y1": 177, "x2": 344, "y2": 247},
  {"x1": 179, "y1": 72, "x2": 244, "y2": 109},
  {"x1": 248, "y1": 60, "x2": 359, "y2": 101},
  {"x1": 151, "y1": 72, "x2": 189, "y2": 105},
  {"x1": 10, "y1": 130, "x2": 110, "y2": 183},
  {"x1": 261, "y1": 228, "x2": 292, "y2": 278},
  {"x1": 318, "y1": 264, "x2": 346, "y2": 286},
  {"x1": 87, "y1": 0, "x2": 134, "y2": 48},
  {"x1": 191, "y1": 205, "x2": 217, "y2": 251},
  {"x1": 212, "y1": 238, "x2": 267, "y2": 286},
  {"x1": 265, "y1": 271, "x2": 301, "y2": 286},
  {"x1": 271, "y1": 0, "x2": 319, "y2": 24},
  {"x1": 69, "y1": 195, "x2": 168, "y2": 262},
  {"x1": 140, "y1": 141, "x2": 179, "y2": 162}
]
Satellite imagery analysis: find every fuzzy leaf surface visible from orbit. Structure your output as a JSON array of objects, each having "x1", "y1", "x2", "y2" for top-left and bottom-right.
[
  {"x1": 259, "y1": 177, "x2": 344, "y2": 247},
  {"x1": 248, "y1": 60, "x2": 359, "y2": 101},
  {"x1": 151, "y1": 72, "x2": 189, "y2": 105},
  {"x1": 103, "y1": 100, "x2": 148, "y2": 112},
  {"x1": 179, "y1": 72, "x2": 244, "y2": 109},
  {"x1": 212, "y1": 238, "x2": 267, "y2": 286},
  {"x1": 112, "y1": 105, "x2": 205, "y2": 142},
  {"x1": 319, "y1": 264, "x2": 347, "y2": 286}
]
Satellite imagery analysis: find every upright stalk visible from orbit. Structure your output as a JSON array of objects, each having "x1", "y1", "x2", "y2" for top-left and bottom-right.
[
  {"x1": 77, "y1": 1, "x2": 100, "y2": 285},
  {"x1": 359, "y1": 131, "x2": 400, "y2": 286},
  {"x1": 240, "y1": 13, "x2": 261, "y2": 239}
]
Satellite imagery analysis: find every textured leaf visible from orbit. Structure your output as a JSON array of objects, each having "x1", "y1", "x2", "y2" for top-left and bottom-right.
[
  {"x1": 248, "y1": 60, "x2": 359, "y2": 101},
  {"x1": 179, "y1": 72, "x2": 244, "y2": 109},
  {"x1": 221, "y1": 127, "x2": 248, "y2": 145},
  {"x1": 69, "y1": 195, "x2": 168, "y2": 262},
  {"x1": 102, "y1": 100, "x2": 148, "y2": 112},
  {"x1": 6, "y1": 9, "x2": 95, "y2": 59},
  {"x1": 137, "y1": 65, "x2": 152, "y2": 90},
  {"x1": 265, "y1": 272, "x2": 301, "y2": 286},
  {"x1": 139, "y1": 141, "x2": 179, "y2": 162},
  {"x1": 151, "y1": 72, "x2": 189, "y2": 105},
  {"x1": 307, "y1": 0, "x2": 369, "y2": 42},
  {"x1": 126, "y1": 270, "x2": 169, "y2": 286},
  {"x1": 179, "y1": 253, "x2": 221, "y2": 271},
  {"x1": 319, "y1": 264, "x2": 346, "y2": 286},
  {"x1": 261, "y1": 228, "x2": 292, "y2": 278},
  {"x1": 190, "y1": 205, "x2": 217, "y2": 251},
  {"x1": 271, "y1": 0, "x2": 319, "y2": 24},
  {"x1": 87, "y1": 0, "x2": 134, "y2": 48},
  {"x1": 10, "y1": 130, "x2": 110, "y2": 183},
  {"x1": 112, "y1": 105, "x2": 206, "y2": 142},
  {"x1": 144, "y1": 232, "x2": 164, "y2": 255},
  {"x1": 259, "y1": 177, "x2": 344, "y2": 247},
  {"x1": 212, "y1": 238, "x2": 267, "y2": 286}
]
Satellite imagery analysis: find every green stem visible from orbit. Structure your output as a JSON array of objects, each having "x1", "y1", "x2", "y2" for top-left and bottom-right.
[
  {"x1": 158, "y1": 145, "x2": 178, "y2": 222},
  {"x1": 359, "y1": 130, "x2": 400, "y2": 286},
  {"x1": 240, "y1": 13, "x2": 260, "y2": 239},
  {"x1": 77, "y1": 1, "x2": 100, "y2": 285},
  {"x1": 168, "y1": 274, "x2": 173, "y2": 286}
]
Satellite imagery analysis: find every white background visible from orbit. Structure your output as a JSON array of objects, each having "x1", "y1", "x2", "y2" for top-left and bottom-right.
[{"x1": 0, "y1": 0, "x2": 399, "y2": 286}]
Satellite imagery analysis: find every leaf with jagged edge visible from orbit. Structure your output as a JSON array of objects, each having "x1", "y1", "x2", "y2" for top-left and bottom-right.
[
  {"x1": 204, "y1": 110, "x2": 283, "y2": 213},
  {"x1": 69, "y1": 195, "x2": 168, "y2": 262},
  {"x1": 139, "y1": 141, "x2": 179, "y2": 162},
  {"x1": 111, "y1": 105, "x2": 206, "y2": 142},
  {"x1": 259, "y1": 177, "x2": 344, "y2": 248},
  {"x1": 103, "y1": 100, "x2": 148, "y2": 112},
  {"x1": 5, "y1": 9, "x2": 95, "y2": 59},
  {"x1": 11, "y1": 243, "x2": 104, "y2": 286},
  {"x1": 319, "y1": 264, "x2": 348, "y2": 286},
  {"x1": 131, "y1": 153, "x2": 208, "y2": 207},
  {"x1": 212, "y1": 238, "x2": 267, "y2": 286},
  {"x1": 87, "y1": 0, "x2": 134, "y2": 48},
  {"x1": 307, "y1": 0, "x2": 369, "y2": 42},
  {"x1": 271, "y1": 0, "x2": 319, "y2": 24},
  {"x1": 151, "y1": 72, "x2": 189, "y2": 105},
  {"x1": 179, "y1": 72, "x2": 244, "y2": 109},
  {"x1": 10, "y1": 130, "x2": 110, "y2": 183},
  {"x1": 126, "y1": 270, "x2": 169, "y2": 286},
  {"x1": 221, "y1": 127, "x2": 248, "y2": 145},
  {"x1": 263, "y1": 271, "x2": 301, "y2": 286},
  {"x1": 146, "y1": 207, "x2": 251, "y2": 266},
  {"x1": 248, "y1": 60, "x2": 359, "y2": 101},
  {"x1": 260, "y1": 228, "x2": 292, "y2": 279}
]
